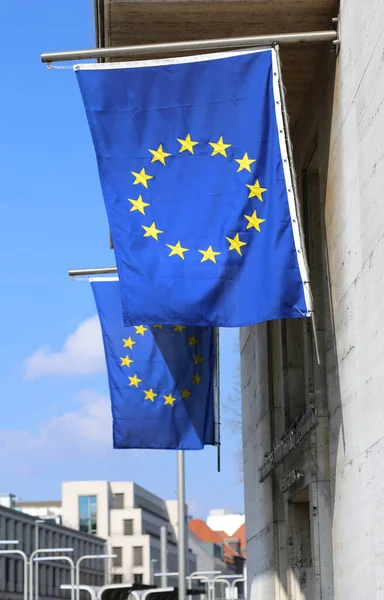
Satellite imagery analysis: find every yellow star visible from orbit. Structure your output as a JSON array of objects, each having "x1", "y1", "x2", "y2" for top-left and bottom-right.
[
  {"x1": 225, "y1": 233, "x2": 247, "y2": 256},
  {"x1": 131, "y1": 168, "x2": 153, "y2": 188},
  {"x1": 174, "y1": 325, "x2": 186, "y2": 333},
  {"x1": 134, "y1": 325, "x2": 147, "y2": 336},
  {"x1": 142, "y1": 222, "x2": 164, "y2": 241},
  {"x1": 120, "y1": 355, "x2": 133, "y2": 368},
  {"x1": 194, "y1": 354, "x2": 204, "y2": 365},
  {"x1": 153, "y1": 324, "x2": 163, "y2": 329},
  {"x1": 244, "y1": 210, "x2": 266, "y2": 232},
  {"x1": 246, "y1": 179, "x2": 267, "y2": 201},
  {"x1": 128, "y1": 374, "x2": 142, "y2": 388},
  {"x1": 177, "y1": 134, "x2": 199, "y2": 154},
  {"x1": 164, "y1": 393, "x2": 176, "y2": 407},
  {"x1": 188, "y1": 336, "x2": 198, "y2": 346},
  {"x1": 122, "y1": 337, "x2": 136, "y2": 349},
  {"x1": 181, "y1": 389, "x2": 191, "y2": 399},
  {"x1": 144, "y1": 389, "x2": 157, "y2": 402},
  {"x1": 209, "y1": 136, "x2": 232, "y2": 157},
  {"x1": 198, "y1": 245, "x2": 221, "y2": 264},
  {"x1": 148, "y1": 144, "x2": 171, "y2": 166},
  {"x1": 166, "y1": 241, "x2": 189, "y2": 260},
  {"x1": 192, "y1": 373, "x2": 202, "y2": 385},
  {"x1": 235, "y1": 153, "x2": 256, "y2": 173},
  {"x1": 128, "y1": 195, "x2": 150, "y2": 215}
]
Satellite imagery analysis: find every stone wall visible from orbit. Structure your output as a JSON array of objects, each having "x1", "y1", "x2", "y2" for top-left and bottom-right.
[{"x1": 241, "y1": 0, "x2": 384, "y2": 598}]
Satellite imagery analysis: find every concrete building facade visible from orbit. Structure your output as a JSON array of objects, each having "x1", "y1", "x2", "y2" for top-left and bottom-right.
[
  {"x1": 62, "y1": 481, "x2": 196, "y2": 586},
  {"x1": 0, "y1": 503, "x2": 105, "y2": 600},
  {"x1": 240, "y1": 1, "x2": 384, "y2": 599}
]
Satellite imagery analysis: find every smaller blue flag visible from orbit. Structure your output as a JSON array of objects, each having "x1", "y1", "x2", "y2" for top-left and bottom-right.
[{"x1": 91, "y1": 279, "x2": 216, "y2": 450}]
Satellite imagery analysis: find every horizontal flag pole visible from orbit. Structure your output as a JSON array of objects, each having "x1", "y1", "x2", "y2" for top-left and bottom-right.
[
  {"x1": 41, "y1": 30, "x2": 338, "y2": 64},
  {"x1": 69, "y1": 267, "x2": 117, "y2": 277}
]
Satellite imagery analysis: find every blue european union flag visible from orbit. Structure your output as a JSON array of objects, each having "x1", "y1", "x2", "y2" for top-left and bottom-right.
[
  {"x1": 77, "y1": 48, "x2": 311, "y2": 327},
  {"x1": 91, "y1": 279, "x2": 216, "y2": 450}
]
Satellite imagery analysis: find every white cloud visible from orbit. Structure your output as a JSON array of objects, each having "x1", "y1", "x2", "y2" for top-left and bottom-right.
[
  {"x1": 24, "y1": 316, "x2": 105, "y2": 379},
  {"x1": 0, "y1": 390, "x2": 112, "y2": 474},
  {"x1": 187, "y1": 498, "x2": 213, "y2": 520},
  {"x1": 41, "y1": 390, "x2": 112, "y2": 450}
]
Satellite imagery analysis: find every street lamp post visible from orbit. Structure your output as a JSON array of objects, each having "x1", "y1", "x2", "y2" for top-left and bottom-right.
[
  {"x1": 154, "y1": 570, "x2": 222, "y2": 600},
  {"x1": 0, "y1": 549, "x2": 28, "y2": 600},
  {"x1": 230, "y1": 577, "x2": 245, "y2": 600},
  {"x1": 103, "y1": 542, "x2": 109, "y2": 585},
  {"x1": 34, "y1": 556, "x2": 75, "y2": 600},
  {"x1": 75, "y1": 554, "x2": 116, "y2": 600},
  {"x1": 187, "y1": 572, "x2": 222, "y2": 600},
  {"x1": 29, "y1": 548, "x2": 73, "y2": 600},
  {"x1": 34, "y1": 519, "x2": 45, "y2": 600},
  {"x1": 213, "y1": 577, "x2": 232, "y2": 600},
  {"x1": 150, "y1": 559, "x2": 158, "y2": 585}
]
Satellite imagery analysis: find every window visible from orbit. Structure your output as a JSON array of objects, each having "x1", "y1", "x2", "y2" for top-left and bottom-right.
[
  {"x1": 133, "y1": 547, "x2": 143, "y2": 567},
  {"x1": 22, "y1": 524, "x2": 28, "y2": 554},
  {"x1": 16, "y1": 560, "x2": 23, "y2": 593},
  {"x1": 112, "y1": 547, "x2": 122, "y2": 567},
  {"x1": 40, "y1": 529, "x2": 47, "y2": 549},
  {"x1": 124, "y1": 519, "x2": 133, "y2": 535},
  {"x1": 79, "y1": 496, "x2": 97, "y2": 535},
  {"x1": 134, "y1": 574, "x2": 143, "y2": 584},
  {"x1": 6, "y1": 519, "x2": 13, "y2": 540},
  {"x1": 113, "y1": 574, "x2": 123, "y2": 583},
  {"x1": 5, "y1": 559, "x2": 9, "y2": 590},
  {"x1": 112, "y1": 493, "x2": 124, "y2": 509},
  {"x1": 53, "y1": 568, "x2": 57, "y2": 597}
]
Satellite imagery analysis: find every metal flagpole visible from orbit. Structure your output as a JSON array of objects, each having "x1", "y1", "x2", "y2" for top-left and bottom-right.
[
  {"x1": 214, "y1": 328, "x2": 221, "y2": 473},
  {"x1": 160, "y1": 526, "x2": 168, "y2": 588},
  {"x1": 177, "y1": 450, "x2": 187, "y2": 600},
  {"x1": 40, "y1": 29, "x2": 338, "y2": 64},
  {"x1": 69, "y1": 267, "x2": 117, "y2": 277},
  {"x1": 34, "y1": 519, "x2": 44, "y2": 600}
]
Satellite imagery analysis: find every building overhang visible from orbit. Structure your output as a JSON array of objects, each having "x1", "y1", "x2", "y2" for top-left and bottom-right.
[{"x1": 94, "y1": 0, "x2": 338, "y2": 124}]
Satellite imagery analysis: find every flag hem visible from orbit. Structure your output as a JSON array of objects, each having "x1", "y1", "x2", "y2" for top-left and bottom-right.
[
  {"x1": 89, "y1": 277, "x2": 119, "y2": 282},
  {"x1": 73, "y1": 47, "x2": 271, "y2": 71},
  {"x1": 271, "y1": 47, "x2": 312, "y2": 316}
]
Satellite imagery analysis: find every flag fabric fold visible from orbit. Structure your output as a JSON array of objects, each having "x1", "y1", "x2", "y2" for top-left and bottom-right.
[
  {"x1": 91, "y1": 279, "x2": 216, "y2": 450},
  {"x1": 77, "y1": 48, "x2": 311, "y2": 327}
]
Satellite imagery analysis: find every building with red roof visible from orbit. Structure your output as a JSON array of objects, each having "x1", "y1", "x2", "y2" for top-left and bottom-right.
[{"x1": 188, "y1": 518, "x2": 245, "y2": 576}]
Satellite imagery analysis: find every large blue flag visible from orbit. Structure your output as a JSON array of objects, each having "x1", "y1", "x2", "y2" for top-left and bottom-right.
[
  {"x1": 91, "y1": 279, "x2": 216, "y2": 450},
  {"x1": 77, "y1": 48, "x2": 311, "y2": 327}
]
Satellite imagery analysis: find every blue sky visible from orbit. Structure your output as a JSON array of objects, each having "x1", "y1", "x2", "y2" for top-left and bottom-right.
[{"x1": 0, "y1": 1, "x2": 243, "y2": 519}]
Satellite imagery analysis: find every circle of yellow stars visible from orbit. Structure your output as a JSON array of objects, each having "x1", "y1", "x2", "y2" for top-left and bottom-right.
[
  {"x1": 128, "y1": 135, "x2": 267, "y2": 262},
  {"x1": 120, "y1": 325, "x2": 205, "y2": 408}
]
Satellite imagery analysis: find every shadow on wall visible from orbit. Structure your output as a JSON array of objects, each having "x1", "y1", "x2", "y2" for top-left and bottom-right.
[{"x1": 240, "y1": 40, "x2": 343, "y2": 599}]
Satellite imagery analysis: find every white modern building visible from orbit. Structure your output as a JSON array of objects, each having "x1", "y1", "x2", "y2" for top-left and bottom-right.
[
  {"x1": 61, "y1": 481, "x2": 196, "y2": 586},
  {"x1": 0, "y1": 495, "x2": 18, "y2": 511},
  {"x1": 0, "y1": 502, "x2": 105, "y2": 600},
  {"x1": 14, "y1": 500, "x2": 62, "y2": 524},
  {"x1": 206, "y1": 511, "x2": 245, "y2": 538}
]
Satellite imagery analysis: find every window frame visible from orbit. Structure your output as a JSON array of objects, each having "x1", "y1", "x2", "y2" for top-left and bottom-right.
[
  {"x1": 112, "y1": 493, "x2": 125, "y2": 509},
  {"x1": 78, "y1": 495, "x2": 97, "y2": 535}
]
